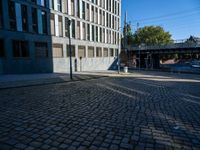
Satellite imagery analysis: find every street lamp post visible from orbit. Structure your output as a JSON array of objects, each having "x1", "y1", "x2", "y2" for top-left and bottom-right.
[
  {"x1": 68, "y1": 19, "x2": 73, "y2": 80},
  {"x1": 118, "y1": 28, "x2": 121, "y2": 74}
]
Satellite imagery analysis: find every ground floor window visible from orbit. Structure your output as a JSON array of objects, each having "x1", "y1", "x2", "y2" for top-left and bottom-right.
[
  {"x1": 35, "y1": 42, "x2": 48, "y2": 58},
  {"x1": 88, "y1": 47, "x2": 94, "y2": 58},
  {"x1": 53, "y1": 44, "x2": 63, "y2": 58},
  {"x1": 66, "y1": 45, "x2": 75, "y2": 57},
  {"x1": 12, "y1": 40, "x2": 29, "y2": 58},
  {"x1": 115, "y1": 49, "x2": 118, "y2": 57},
  {"x1": 0, "y1": 39, "x2": 4, "y2": 57},
  {"x1": 78, "y1": 46, "x2": 86, "y2": 58},
  {"x1": 103, "y1": 48, "x2": 108, "y2": 57},
  {"x1": 96, "y1": 47, "x2": 102, "y2": 57},
  {"x1": 110, "y1": 48, "x2": 114, "y2": 57}
]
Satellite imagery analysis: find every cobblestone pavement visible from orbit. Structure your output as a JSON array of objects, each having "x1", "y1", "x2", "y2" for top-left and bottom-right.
[{"x1": 0, "y1": 72, "x2": 200, "y2": 150}]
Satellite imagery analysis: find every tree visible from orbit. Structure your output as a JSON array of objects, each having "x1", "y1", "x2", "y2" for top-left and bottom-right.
[{"x1": 132, "y1": 26, "x2": 172, "y2": 46}]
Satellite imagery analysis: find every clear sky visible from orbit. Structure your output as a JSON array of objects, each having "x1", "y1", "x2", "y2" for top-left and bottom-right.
[{"x1": 121, "y1": 0, "x2": 200, "y2": 40}]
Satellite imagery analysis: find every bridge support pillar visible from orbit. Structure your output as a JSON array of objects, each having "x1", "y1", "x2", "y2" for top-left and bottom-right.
[{"x1": 152, "y1": 54, "x2": 160, "y2": 69}]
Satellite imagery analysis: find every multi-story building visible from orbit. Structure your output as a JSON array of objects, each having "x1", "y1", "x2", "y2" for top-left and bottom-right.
[{"x1": 0, "y1": 0, "x2": 121, "y2": 74}]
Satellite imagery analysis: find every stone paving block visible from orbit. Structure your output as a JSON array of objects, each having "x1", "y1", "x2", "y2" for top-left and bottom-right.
[{"x1": 0, "y1": 73, "x2": 200, "y2": 149}]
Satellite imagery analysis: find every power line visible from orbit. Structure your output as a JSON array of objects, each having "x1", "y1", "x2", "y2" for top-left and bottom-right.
[
  {"x1": 133, "y1": 6, "x2": 200, "y2": 22},
  {"x1": 137, "y1": 11, "x2": 200, "y2": 25}
]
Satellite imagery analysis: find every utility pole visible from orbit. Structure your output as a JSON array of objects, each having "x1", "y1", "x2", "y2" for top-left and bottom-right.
[
  {"x1": 124, "y1": 12, "x2": 128, "y2": 66},
  {"x1": 68, "y1": 19, "x2": 73, "y2": 80},
  {"x1": 137, "y1": 22, "x2": 140, "y2": 70}
]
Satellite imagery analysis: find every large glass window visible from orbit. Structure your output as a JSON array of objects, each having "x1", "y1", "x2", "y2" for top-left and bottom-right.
[
  {"x1": 50, "y1": 13, "x2": 55, "y2": 35},
  {"x1": 66, "y1": 45, "x2": 75, "y2": 57},
  {"x1": 57, "y1": 0, "x2": 62, "y2": 12},
  {"x1": 0, "y1": 39, "x2": 4, "y2": 57},
  {"x1": 92, "y1": 25, "x2": 95, "y2": 41},
  {"x1": 53, "y1": 44, "x2": 63, "y2": 58},
  {"x1": 82, "y1": 1, "x2": 85, "y2": 19},
  {"x1": 8, "y1": 0, "x2": 16, "y2": 30},
  {"x1": 13, "y1": 40, "x2": 29, "y2": 58},
  {"x1": 42, "y1": 11, "x2": 47, "y2": 34},
  {"x1": 71, "y1": 19, "x2": 75, "y2": 38},
  {"x1": 35, "y1": 42, "x2": 48, "y2": 58},
  {"x1": 58, "y1": 15, "x2": 63, "y2": 37},
  {"x1": 88, "y1": 47, "x2": 94, "y2": 58},
  {"x1": 32, "y1": 8, "x2": 38, "y2": 33},
  {"x1": 103, "y1": 48, "x2": 108, "y2": 57},
  {"x1": 78, "y1": 46, "x2": 85, "y2": 58},
  {"x1": 87, "y1": 24, "x2": 90, "y2": 41},
  {"x1": 71, "y1": 0, "x2": 75, "y2": 16},
  {"x1": 110, "y1": 48, "x2": 114, "y2": 57},
  {"x1": 21, "y1": 5, "x2": 28, "y2": 32},
  {"x1": 96, "y1": 47, "x2": 102, "y2": 57}
]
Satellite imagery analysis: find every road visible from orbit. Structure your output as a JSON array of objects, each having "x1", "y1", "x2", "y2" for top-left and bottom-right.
[{"x1": 0, "y1": 72, "x2": 200, "y2": 150}]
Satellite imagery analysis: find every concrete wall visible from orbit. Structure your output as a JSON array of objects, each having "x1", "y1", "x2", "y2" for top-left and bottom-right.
[
  {"x1": 0, "y1": 31, "x2": 53, "y2": 74},
  {"x1": 53, "y1": 57, "x2": 118, "y2": 73}
]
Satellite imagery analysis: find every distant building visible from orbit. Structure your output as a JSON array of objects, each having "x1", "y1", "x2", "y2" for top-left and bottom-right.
[{"x1": 0, "y1": 0, "x2": 121, "y2": 74}]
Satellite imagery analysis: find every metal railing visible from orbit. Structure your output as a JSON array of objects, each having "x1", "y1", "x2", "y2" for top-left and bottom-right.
[{"x1": 130, "y1": 40, "x2": 200, "y2": 51}]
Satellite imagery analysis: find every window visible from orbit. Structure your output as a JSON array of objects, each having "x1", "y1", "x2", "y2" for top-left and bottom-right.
[
  {"x1": 40, "y1": 0, "x2": 46, "y2": 7},
  {"x1": 103, "y1": 48, "x2": 108, "y2": 57},
  {"x1": 21, "y1": 5, "x2": 28, "y2": 32},
  {"x1": 95, "y1": 8, "x2": 98, "y2": 23},
  {"x1": 78, "y1": 46, "x2": 85, "y2": 58},
  {"x1": 110, "y1": 48, "x2": 114, "y2": 57},
  {"x1": 77, "y1": 21, "x2": 80, "y2": 39},
  {"x1": 0, "y1": 39, "x2": 4, "y2": 57},
  {"x1": 13, "y1": 40, "x2": 29, "y2": 58},
  {"x1": 8, "y1": 0, "x2": 16, "y2": 30},
  {"x1": 65, "y1": 17, "x2": 69, "y2": 37},
  {"x1": 88, "y1": 47, "x2": 94, "y2": 58},
  {"x1": 96, "y1": 47, "x2": 102, "y2": 57},
  {"x1": 57, "y1": 0, "x2": 62, "y2": 12},
  {"x1": 77, "y1": 0, "x2": 80, "y2": 17},
  {"x1": 53, "y1": 44, "x2": 63, "y2": 58},
  {"x1": 115, "y1": 49, "x2": 118, "y2": 57},
  {"x1": 32, "y1": 8, "x2": 38, "y2": 33},
  {"x1": 35, "y1": 42, "x2": 48, "y2": 58},
  {"x1": 92, "y1": 25, "x2": 95, "y2": 41},
  {"x1": 87, "y1": 24, "x2": 90, "y2": 41},
  {"x1": 100, "y1": 28, "x2": 102, "y2": 42},
  {"x1": 50, "y1": 0, "x2": 54, "y2": 9},
  {"x1": 96, "y1": 26, "x2": 98, "y2": 42},
  {"x1": 86, "y1": 3, "x2": 89, "y2": 21},
  {"x1": 71, "y1": 19, "x2": 75, "y2": 38},
  {"x1": 71, "y1": 0, "x2": 75, "y2": 16},
  {"x1": 91, "y1": 6, "x2": 94, "y2": 22},
  {"x1": 0, "y1": 0, "x2": 3, "y2": 28},
  {"x1": 82, "y1": 23, "x2": 86, "y2": 40},
  {"x1": 82, "y1": 1, "x2": 85, "y2": 19},
  {"x1": 58, "y1": 16, "x2": 63, "y2": 37},
  {"x1": 42, "y1": 11, "x2": 47, "y2": 34},
  {"x1": 66, "y1": 45, "x2": 75, "y2": 57},
  {"x1": 50, "y1": 13, "x2": 55, "y2": 35}
]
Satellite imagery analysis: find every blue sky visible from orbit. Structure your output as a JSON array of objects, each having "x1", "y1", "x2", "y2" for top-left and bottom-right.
[{"x1": 121, "y1": 0, "x2": 200, "y2": 40}]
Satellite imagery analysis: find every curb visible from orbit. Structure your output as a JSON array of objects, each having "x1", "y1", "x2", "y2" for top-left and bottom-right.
[{"x1": 0, "y1": 75, "x2": 108, "y2": 90}]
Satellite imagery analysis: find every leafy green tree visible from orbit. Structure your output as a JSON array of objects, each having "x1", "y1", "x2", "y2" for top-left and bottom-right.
[{"x1": 133, "y1": 26, "x2": 172, "y2": 46}]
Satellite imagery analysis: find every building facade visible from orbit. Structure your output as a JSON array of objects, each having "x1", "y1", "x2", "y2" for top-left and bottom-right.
[{"x1": 0, "y1": 0, "x2": 121, "y2": 74}]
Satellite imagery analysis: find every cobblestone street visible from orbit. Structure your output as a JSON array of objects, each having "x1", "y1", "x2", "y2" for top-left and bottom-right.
[{"x1": 0, "y1": 72, "x2": 200, "y2": 150}]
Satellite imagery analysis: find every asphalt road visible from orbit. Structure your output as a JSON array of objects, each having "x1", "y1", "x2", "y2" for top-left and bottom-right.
[{"x1": 0, "y1": 72, "x2": 200, "y2": 150}]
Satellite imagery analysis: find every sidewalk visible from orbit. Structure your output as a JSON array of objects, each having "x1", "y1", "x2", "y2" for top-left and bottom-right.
[{"x1": 0, "y1": 72, "x2": 107, "y2": 89}]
